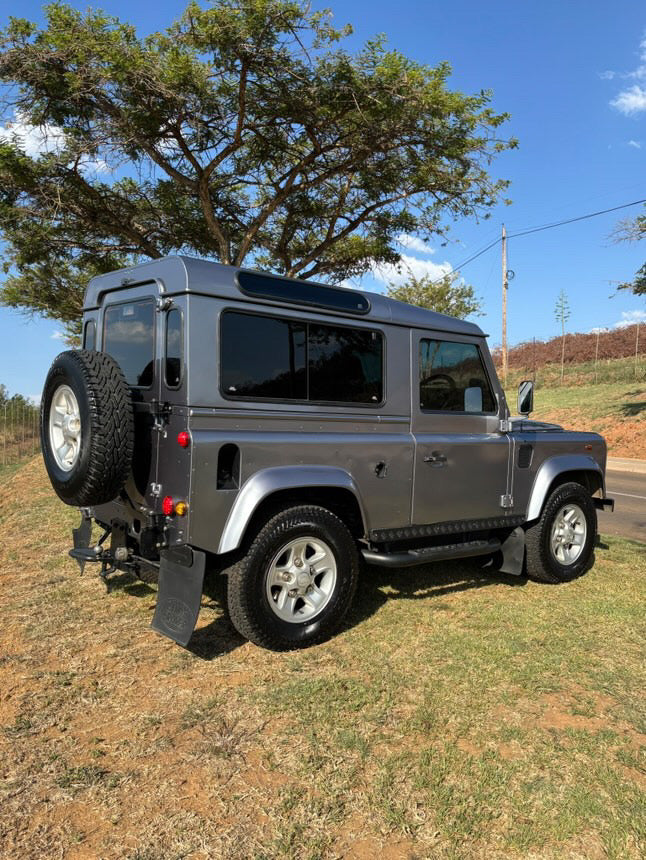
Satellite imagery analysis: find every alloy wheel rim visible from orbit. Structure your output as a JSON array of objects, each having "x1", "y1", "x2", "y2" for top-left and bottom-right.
[
  {"x1": 49, "y1": 385, "x2": 82, "y2": 472},
  {"x1": 549, "y1": 503, "x2": 587, "y2": 565},
  {"x1": 265, "y1": 536, "x2": 337, "y2": 623}
]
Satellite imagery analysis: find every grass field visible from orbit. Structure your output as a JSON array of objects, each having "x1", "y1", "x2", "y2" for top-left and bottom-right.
[
  {"x1": 504, "y1": 376, "x2": 645, "y2": 459},
  {"x1": 1, "y1": 459, "x2": 644, "y2": 859}
]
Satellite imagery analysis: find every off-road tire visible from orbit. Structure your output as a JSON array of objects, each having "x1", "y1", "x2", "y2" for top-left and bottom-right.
[
  {"x1": 41, "y1": 350, "x2": 134, "y2": 507},
  {"x1": 226, "y1": 506, "x2": 359, "y2": 650},
  {"x1": 525, "y1": 481, "x2": 597, "y2": 584}
]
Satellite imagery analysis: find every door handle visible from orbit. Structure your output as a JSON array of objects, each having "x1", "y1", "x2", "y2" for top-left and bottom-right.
[{"x1": 424, "y1": 452, "x2": 447, "y2": 465}]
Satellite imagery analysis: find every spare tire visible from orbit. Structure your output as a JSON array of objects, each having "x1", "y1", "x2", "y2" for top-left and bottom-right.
[{"x1": 41, "y1": 350, "x2": 134, "y2": 506}]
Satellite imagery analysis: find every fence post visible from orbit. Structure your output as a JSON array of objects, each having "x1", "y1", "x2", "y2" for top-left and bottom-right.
[{"x1": 636, "y1": 322, "x2": 641, "y2": 380}]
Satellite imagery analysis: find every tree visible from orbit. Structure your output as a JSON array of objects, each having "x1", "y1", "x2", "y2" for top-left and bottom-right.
[
  {"x1": 386, "y1": 270, "x2": 482, "y2": 319},
  {"x1": 0, "y1": 1, "x2": 515, "y2": 336},
  {"x1": 612, "y1": 206, "x2": 645, "y2": 296},
  {"x1": 554, "y1": 289, "x2": 571, "y2": 384}
]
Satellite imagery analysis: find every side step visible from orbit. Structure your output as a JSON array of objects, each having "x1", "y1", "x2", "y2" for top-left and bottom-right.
[{"x1": 362, "y1": 538, "x2": 501, "y2": 569}]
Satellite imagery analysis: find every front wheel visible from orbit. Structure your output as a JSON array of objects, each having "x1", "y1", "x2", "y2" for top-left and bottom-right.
[
  {"x1": 226, "y1": 506, "x2": 359, "y2": 650},
  {"x1": 525, "y1": 482, "x2": 597, "y2": 583}
]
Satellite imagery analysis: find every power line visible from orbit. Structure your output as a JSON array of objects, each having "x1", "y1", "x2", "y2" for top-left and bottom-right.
[
  {"x1": 434, "y1": 196, "x2": 646, "y2": 282},
  {"x1": 507, "y1": 198, "x2": 646, "y2": 239}
]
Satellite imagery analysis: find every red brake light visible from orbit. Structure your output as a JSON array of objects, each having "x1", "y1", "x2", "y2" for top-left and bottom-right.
[
  {"x1": 162, "y1": 496, "x2": 174, "y2": 516},
  {"x1": 177, "y1": 431, "x2": 190, "y2": 448}
]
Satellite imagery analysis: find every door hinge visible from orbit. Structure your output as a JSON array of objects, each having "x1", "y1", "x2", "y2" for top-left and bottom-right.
[
  {"x1": 151, "y1": 399, "x2": 172, "y2": 431},
  {"x1": 500, "y1": 494, "x2": 514, "y2": 509},
  {"x1": 150, "y1": 483, "x2": 162, "y2": 498},
  {"x1": 499, "y1": 418, "x2": 513, "y2": 433}
]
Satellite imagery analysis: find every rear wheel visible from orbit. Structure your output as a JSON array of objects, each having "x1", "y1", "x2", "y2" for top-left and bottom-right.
[
  {"x1": 525, "y1": 482, "x2": 597, "y2": 583},
  {"x1": 226, "y1": 505, "x2": 359, "y2": 650}
]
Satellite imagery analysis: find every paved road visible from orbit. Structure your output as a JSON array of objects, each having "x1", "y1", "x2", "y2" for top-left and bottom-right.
[{"x1": 598, "y1": 469, "x2": 646, "y2": 543}]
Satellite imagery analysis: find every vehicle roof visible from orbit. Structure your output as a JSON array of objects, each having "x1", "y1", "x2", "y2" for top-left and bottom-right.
[{"x1": 84, "y1": 255, "x2": 485, "y2": 337}]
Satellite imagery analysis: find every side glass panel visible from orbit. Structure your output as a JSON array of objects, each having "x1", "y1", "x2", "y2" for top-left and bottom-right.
[
  {"x1": 103, "y1": 298, "x2": 155, "y2": 388},
  {"x1": 308, "y1": 323, "x2": 383, "y2": 403},
  {"x1": 83, "y1": 320, "x2": 96, "y2": 350},
  {"x1": 419, "y1": 339, "x2": 496, "y2": 413},
  {"x1": 165, "y1": 308, "x2": 183, "y2": 388},
  {"x1": 221, "y1": 311, "x2": 307, "y2": 399}
]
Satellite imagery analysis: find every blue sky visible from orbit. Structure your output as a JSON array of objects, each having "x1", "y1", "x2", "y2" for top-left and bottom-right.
[{"x1": 1, "y1": 0, "x2": 644, "y2": 400}]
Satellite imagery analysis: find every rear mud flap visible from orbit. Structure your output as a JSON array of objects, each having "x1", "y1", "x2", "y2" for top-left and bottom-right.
[
  {"x1": 152, "y1": 547, "x2": 206, "y2": 647},
  {"x1": 72, "y1": 514, "x2": 93, "y2": 573}
]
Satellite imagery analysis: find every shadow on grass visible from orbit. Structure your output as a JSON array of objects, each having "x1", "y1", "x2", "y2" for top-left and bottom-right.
[
  {"x1": 620, "y1": 400, "x2": 645, "y2": 417},
  {"x1": 104, "y1": 558, "x2": 527, "y2": 660},
  {"x1": 346, "y1": 558, "x2": 526, "y2": 629},
  {"x1": 182, "y1": 558, "x2": 527, "y2": 660}
]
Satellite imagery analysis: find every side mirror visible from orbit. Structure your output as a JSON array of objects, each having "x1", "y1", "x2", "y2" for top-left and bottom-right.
[{"x1": 517, "y1": 380, "x2": 534, "y2": 416}]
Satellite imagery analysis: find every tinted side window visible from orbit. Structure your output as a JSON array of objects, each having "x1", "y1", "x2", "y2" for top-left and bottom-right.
[
  {"x1": 165, "y1": 308, "x2": 182, "y2": 388},
  {"x1": 309, "y1": 323, "x2": 383, "y2": 403},
  {"x1": 103, "y1": 299, "x2": 155, "y2": 387},
  {"x1": 221, "y1": 312, "x2": 306, "y2": 399},
  {"x1": 83, "y1": 320, "x2": 96, "y2": 350},
  {"x1": 419, "y1": 339, "x2": 495, "y2": 413}
]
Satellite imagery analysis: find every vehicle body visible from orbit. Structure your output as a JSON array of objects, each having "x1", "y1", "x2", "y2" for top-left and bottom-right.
[{"x1": 41, "y1": 256, "x2": 614, "y2": 650}]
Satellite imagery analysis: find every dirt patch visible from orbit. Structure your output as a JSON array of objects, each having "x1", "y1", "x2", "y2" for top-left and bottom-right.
[{"x1": 533, "y1": 408, "x2": 645, "y2": 458}]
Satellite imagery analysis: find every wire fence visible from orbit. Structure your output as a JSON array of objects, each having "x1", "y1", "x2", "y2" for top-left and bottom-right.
[
  {"x1": 1, "y1": 400, "x2": 41, "y2": 468},
  {"x1": 493, "y1": 322, "x2": 645, "y2": 388}
]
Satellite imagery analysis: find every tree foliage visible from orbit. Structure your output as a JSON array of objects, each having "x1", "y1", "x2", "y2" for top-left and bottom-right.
[
  {"x1": 0, "y1": 0, "x2": 515, "y2": 332},
  {"x1": 612, "y1": 206, "x2": 645, "y2": 296},
  {"x1": 386, "y1": 270, "x2": 482, "y2": 319}
]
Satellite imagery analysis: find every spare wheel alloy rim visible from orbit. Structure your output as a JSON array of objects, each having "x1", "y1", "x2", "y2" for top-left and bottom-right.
[
  {"x1": 49, "y1": 384, "x2": 82, "y2": 472},
  {"x1": 265, "y1": 536, "x2": 338, "y2": 623}
]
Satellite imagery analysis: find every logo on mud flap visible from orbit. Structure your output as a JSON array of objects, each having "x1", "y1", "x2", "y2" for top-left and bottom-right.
[{"x1": 161, "y1": 597, "x2": 191, "y2": 632}]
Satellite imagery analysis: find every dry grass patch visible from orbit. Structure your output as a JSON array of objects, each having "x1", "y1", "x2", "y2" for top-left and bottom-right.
[{"x1": 0, "y1": 458, "x2": 644, "y2": 859}]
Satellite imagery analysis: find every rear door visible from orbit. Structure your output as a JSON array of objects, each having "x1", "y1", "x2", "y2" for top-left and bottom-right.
[
  {"x1": 99, "y1": 284, "x2": 162, "y2": 508},
  {"x1": 411, "y1": 331, "x2": 511, "y2": 525}
]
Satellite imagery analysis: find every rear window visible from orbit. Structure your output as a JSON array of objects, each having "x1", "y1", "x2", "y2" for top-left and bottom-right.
[
  {"x1": 83, "y1": 320, "x2": 96, "y2": 350},
  {"x1": 165, "y1": 308, "x2": 183, "y2": 388},
  {"x1": 220, "y1": 311, "x2": 383, "y2": 404},
  {"x1": 103, "y1": 299, "x2": 155, "y2": 388}
]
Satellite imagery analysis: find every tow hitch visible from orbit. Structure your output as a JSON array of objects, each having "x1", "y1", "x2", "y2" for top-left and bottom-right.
[{"x1": 69, "y1": 515, "x2": 139, "y2": 590}]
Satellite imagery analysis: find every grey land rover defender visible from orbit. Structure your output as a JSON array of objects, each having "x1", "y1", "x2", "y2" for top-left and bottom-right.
[{"x1": 40, "y1": 256, "x2": 614, "y2": 650}]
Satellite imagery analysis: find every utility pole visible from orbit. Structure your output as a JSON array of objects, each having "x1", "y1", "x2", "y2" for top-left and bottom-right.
[{"x1": 501, "y1": 224, "x2": 508, "y2": 385}]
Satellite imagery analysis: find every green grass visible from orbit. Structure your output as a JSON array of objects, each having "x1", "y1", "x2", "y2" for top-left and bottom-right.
[
  {"x1": 505, "y1": 378, "x2": 645, "y2": 426},
  {"x1": 0, "y1": 458, "x2": 644, "y2": 859}
]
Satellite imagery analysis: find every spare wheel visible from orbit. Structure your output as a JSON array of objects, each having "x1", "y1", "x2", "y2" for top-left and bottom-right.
[{"x1": 41, "y1": 350, "x2": 134, "y2": 506}]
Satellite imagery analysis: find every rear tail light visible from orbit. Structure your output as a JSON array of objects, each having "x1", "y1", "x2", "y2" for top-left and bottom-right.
[{"x1": 162, "y1": 496, "x2": 188, "y2": 517}]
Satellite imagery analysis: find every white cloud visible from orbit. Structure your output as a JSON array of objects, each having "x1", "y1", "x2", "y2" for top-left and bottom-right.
[
  {"x1": 613, "y1": 309, "x2": 646, "y2": 328},
  {"x1": 610, "y1": 32, "x2": 646, "y2": 114},
  {"x1": 0, "y1": 110, "x2": 108, "y2": 173},
  {"x1": 611, "y1": 84, "x2": 646, "y2": 115},
  {"x1": 51, "y1": 330, "x2": 66, "y2": 340},
  {"x1": 599, "y1": 70, "x2": 616, "y2": 80},
  {"x1": 628, "y1": 139, "x2": 642, "y2": 148},
  {"x1": 396, "y1": 233, "x2": 435, "y2": 255},
  {"x1": 372, "y1": 252, "x2": 452, "y2": 287}
]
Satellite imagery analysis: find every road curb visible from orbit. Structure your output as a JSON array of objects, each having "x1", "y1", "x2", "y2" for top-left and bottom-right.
[{"x1": 607, "y1": 457, "x2": 646, "y2": 475}]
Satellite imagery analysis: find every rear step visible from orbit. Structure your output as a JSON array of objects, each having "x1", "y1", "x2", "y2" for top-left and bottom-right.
[{"x1": 361, "y1": 538, "x2": 501, "y2": 568}]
